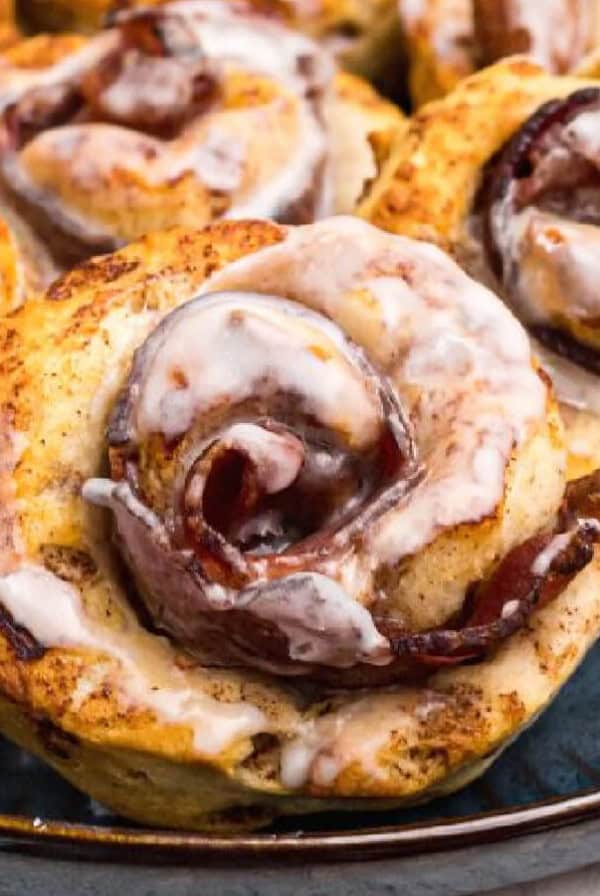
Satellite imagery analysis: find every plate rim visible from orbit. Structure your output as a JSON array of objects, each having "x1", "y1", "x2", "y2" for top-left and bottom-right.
[{"x1": 1, "y1": 787, "x2": 600, "y2": 865}]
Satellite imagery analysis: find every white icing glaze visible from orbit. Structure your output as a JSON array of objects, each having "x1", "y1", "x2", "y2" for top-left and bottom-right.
[
  {"x1": 501, "y1": 599, "x2": 521, "y2": 619},
  {"x1": 565, "y1": 107, "x2": 600, "y2": 160},
  {"x1": 484, "y1": 98, "x2": 600, "y2": 417},
  {"x1": 84, "y1": 470, "x2": 393, "y2": 669},
  {"x1": 204, "y1": 217, "x2": 546, "y2": 566},
  {"x1": 241, "y1": 573, "x2": 391, "y2": 668},
  {"x1": 192, "y1": 127, "x2": 246, "y2": 192},
  {"x1": 100, "y1": 53, "x2": 195, "y2": 121},
  {"x1": 497, "y1": 205, "x2": 600, "y2": 325},
  {"x1": 133, "y1": 291, "x2": 383, "y2": 449},
  {"x1": 531, "y1": 531, "x2": 573, "y2": 576},
  {"x1": 216, "y1": 423, "x2": 305, "y2": 495},
  {"x1": 469, "y1": 197, "x2": 600, "y2": 416},
  {"x1": 280, "y1": 689, "x2": 448, "y2": 789},
  {"x1": 0, "y1": 564, "x2": 266, "y2": 755},
  {"x1": 83, "y1": 478, "x2": 164, "y2": 531},
  {"x1": 490, "y1": 100, "x2": 600, "y2": 333},
  {"x1": 398, "y1": 0, "x2": 474, "y2": 74},
  {"x1": 531, "y1": 521, "x2": 600, "y2": 578}
]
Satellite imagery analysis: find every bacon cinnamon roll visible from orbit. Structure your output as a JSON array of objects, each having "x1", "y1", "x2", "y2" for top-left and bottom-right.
[
  {"x1": 0, "y1": 215, "x2": 598, "y2": 830},
  {"x1": 361, "y1": 58, "x2": 600, "y2": 476},
  {"x1": 18, "y1": 0, "x2": 402, "y2": 83},
  {"x1": 0, "y1": 1, "x2": 402, "y2": 311},
  {"x1": 398, "y1": 0, "x2": 600, "y2": 106}
]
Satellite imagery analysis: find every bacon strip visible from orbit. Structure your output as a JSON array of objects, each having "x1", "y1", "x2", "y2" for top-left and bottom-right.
[{"x1": 380, "y1": 472, "x2": 600, "y2": 664}]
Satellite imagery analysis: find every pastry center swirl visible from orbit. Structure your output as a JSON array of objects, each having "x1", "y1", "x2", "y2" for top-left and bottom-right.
[
  {"x1": 108, "y1": 291, "x2": 415, "y2": 578},
  {"x1": 82, "y1": 218, "x2": 562, "y2": 682}
]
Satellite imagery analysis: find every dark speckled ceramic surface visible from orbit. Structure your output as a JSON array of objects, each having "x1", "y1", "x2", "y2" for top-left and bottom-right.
[{"x1": 1, "y1": 645, "x2": 599, "y2": 895}]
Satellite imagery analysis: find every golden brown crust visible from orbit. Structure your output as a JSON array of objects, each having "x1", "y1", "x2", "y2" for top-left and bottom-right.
[
  {"x1": 0, "y1": 219, "x2": 598, "y2": 829},
  {"x1": 0, "y1": 32, "x2": 87, "y2": 66}
]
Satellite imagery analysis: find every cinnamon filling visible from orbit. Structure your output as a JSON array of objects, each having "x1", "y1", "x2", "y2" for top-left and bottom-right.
[{"x1": 479, "y1": 88, "x2": 600, "y2": 372}]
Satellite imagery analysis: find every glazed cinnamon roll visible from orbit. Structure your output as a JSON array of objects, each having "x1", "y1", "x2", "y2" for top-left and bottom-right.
[
  {"x1": 398, "y1": 0, "x2": 600, "y2": 106},
  {"x1": 18, "y1": 0, "x2": 402, "y2": 83},
  {"x1": 0, "y1": 1, "x2": 402, "y2": 311},
  {"x1": 1, "y1": 215, "x2": 598, "y2": 830},
  {"x1": 361, "y1": 58, "x2": 600, "y2": 476}
]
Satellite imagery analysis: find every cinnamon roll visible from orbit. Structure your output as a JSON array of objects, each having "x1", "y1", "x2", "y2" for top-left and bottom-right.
[
  {"x1": 0, "y1": 1, "x2": 403, "y2": 311},
  {"x1": 1, "y1": 215, "x2": 598, "y2": 830},
  {"x1": 361, "y1": 58, "x2": 600, "y2": 476},
  {"x1": 398, "y1": 0, "x2": 600, "y2": 106},
  {"x1": 18, "y1": 0, "x2": 402, "y2": 83}
]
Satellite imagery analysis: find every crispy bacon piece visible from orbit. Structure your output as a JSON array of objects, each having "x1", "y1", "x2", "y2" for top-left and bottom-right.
[
  {"x1": 560, "y1": 468, "x2": 600, "y2": 524},
  {"x1": 84, "y1": 293, "x2": 419, "y2": 679},
  {"x1": 380, "y1": 471, "x2": 600, "y2": 665},
  {"x1": 0, "y1": 603, "x2": 45, "y2": 661}
]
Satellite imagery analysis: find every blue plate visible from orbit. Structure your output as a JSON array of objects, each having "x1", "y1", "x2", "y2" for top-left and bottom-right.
[{"x1": 1, "y1": 645, "x2": 599, "y2": 896}]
